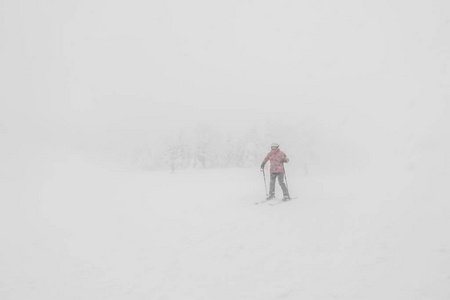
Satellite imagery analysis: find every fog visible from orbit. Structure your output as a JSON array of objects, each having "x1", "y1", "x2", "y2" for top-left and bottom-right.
[
  {"x1": 1, "y1": 0, "x2": 449, "y2": 169},
  {"x1": 2, "y1": 1, "x2": 450, "y2": 299}
]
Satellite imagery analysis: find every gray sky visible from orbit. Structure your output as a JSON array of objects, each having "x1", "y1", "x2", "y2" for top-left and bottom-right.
[{"x1": 1, "y1": 0, "x2": 449, "y2": 146}]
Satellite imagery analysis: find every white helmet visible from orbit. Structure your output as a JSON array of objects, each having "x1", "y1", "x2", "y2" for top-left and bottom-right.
[{"x1": 270, "y1": 143, "x2": 279, "y2": 149}]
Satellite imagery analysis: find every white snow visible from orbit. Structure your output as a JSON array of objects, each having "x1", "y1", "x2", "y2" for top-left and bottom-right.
[
  {"x1": 1, "y1": 144, "x2": 449, "y2": 299},
  {"x1": 1, "y1": 0, "x2": 450, "y2": 298}
]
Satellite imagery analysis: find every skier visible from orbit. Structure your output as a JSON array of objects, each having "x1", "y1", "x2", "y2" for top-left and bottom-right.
[{"x1": 260, "y1": 143, "x2": 290, "y2": 201}]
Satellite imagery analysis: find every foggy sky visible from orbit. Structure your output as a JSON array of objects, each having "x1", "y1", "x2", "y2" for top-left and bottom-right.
[{"x1": 1, "y1": 0, "x2": 449, "y2": 149}]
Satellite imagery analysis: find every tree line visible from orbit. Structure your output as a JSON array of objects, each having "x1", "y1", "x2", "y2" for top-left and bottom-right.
[{"x1": 134, "y1": 120, "x2": 314, "y2": 171}]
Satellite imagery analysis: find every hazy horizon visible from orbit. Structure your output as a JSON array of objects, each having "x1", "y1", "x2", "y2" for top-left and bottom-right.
[{"x1": 1, "y1": 0, "x2": 449, "y2": 169}]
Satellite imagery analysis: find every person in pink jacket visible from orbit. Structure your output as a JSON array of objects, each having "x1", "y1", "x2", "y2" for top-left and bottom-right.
[{"x1": 260, "y1": 143, "x2": 290, "y2": 200}]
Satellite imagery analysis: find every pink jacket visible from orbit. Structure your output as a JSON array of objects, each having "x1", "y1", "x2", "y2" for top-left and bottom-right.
[{"x1": 261, "y1": 149, "x2": 289, "y2": 173}]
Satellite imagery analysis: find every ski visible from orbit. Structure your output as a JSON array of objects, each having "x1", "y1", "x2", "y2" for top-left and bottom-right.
[{"x1": 254, "y1": 198, "x2": 279, "y2": 205}]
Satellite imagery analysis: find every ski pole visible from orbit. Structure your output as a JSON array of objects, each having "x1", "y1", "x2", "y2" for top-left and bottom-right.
[
  {"x1": 262, "y1": 168, "x2": 268, "y2": 196},
  {"x1": 283, "y1": 164, "x2": 289, "y2": 190}
]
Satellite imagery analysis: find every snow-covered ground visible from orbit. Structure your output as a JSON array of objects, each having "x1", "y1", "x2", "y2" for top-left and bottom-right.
[
  {"x1": 1, "y1": 144, "x2": 449, "y2": 300},
  {"x1": 2, "y1": 0, "x2": 449, "y2": 298}
]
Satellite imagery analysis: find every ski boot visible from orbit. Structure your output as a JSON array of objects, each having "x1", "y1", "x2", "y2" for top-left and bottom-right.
[{"x1": 266, "y1": 194, "x2": 276, "y2": 200}]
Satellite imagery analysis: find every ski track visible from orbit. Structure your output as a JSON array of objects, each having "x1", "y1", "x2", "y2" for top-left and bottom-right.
[{"x1": 1, "y1": 155, "x2": 450, "y2": 300}]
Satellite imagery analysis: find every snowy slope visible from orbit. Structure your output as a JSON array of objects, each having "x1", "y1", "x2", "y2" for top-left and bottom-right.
[
  {"x1": 2, "y1": 0, "x2": 449, "y2": 298},
  {"x1": 1, "y1": 152, "x2": 449, "y2": 300}
]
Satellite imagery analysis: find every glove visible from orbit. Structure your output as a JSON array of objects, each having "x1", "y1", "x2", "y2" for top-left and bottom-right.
[{"x1": 260, "y1": 164, "x2": 265, "y2": 171}]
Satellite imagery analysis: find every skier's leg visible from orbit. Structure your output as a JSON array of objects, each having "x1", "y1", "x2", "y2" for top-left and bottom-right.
[
  {"x1": 278, "y1": 173, "x2": 290, "y2": 198},
  {"x1": 269, "y1": 172, "x2": 277, "y2": 197}
]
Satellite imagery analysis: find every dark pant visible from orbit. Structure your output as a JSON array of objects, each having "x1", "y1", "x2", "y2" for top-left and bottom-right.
[{"x1": 269, "y1": 172, "x2": 289, "y2": 197}]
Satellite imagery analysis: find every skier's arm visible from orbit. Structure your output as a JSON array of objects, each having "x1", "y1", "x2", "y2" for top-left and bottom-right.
[
  {"x1": 282, "y1": 154, "x2": 289, "y2": 163},
  {"x1": 260, "y1": 153, "x2": 270, "y2": 169}
]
